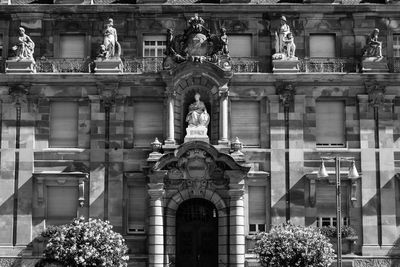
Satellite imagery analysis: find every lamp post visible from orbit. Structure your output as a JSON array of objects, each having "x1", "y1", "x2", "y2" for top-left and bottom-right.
[{"x1": 317, "y1": 157, "x2": 359, "y2": 267}]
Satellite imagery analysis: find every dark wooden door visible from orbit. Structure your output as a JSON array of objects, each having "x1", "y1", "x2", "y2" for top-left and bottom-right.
[{"x1": 176, "y1": 198, "x2": 218, "y2": 267}]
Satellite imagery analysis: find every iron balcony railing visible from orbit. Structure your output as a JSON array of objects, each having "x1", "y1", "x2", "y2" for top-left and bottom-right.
[
  {"x1": 299, "y1": 57, "x2": 359, "y2": 73},
  {"x1": 231, "y1": 57, "x2": 260, "y2": 73},
  {"x1": 388, "y1": 57, "x2": 400, "y2": 73},
  {"x1": 35, "y1": 57, "x2": 92, "y2": 73}
]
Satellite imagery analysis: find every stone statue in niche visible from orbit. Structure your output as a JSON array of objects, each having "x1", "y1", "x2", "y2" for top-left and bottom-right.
[
  {"x1": 98, "y1": 18, "x2": 121, "y2": 59},
  {"x1": 186, "y1": 93, "x2": 210, "y2": 127},
  {"x1": 11, "y1": 27, "x2": 35, "y2": 61},
  {"x1": 362, "y1": 28, "x2": 382, "y2": 58},
  {"x1": 184, "y1": 93, "x2": 210, "y2": 143},
  {"x1": 273, "y1": 16, "x2": 297, "y2": 60}
]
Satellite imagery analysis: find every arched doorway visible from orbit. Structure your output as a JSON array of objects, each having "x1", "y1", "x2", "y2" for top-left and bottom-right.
[{"x1": 176, "y1": 198, "x2": 218, "y2": 267}]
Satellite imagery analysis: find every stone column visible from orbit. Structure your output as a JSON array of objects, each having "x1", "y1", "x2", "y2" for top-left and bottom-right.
[
  {"x1": 165, "y1": 89, "x2": 176, "y2": 146},
  {"x1": 229, "y1": 186, "x2": 245, "y2": 267},
  {"x1": 219, "y1": 85, "x2": 229, "y2": 145},
  {"x1": 148, "y1": 183, "x2": 165, "y2": 267},
  {"x1": 358, "y1": 95, "x2": 379, "y2": 254}
]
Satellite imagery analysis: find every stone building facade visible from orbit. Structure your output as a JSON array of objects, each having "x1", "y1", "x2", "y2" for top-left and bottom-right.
[{"x1": 0, "y1": 1, "x2": 400, "y2": 267}]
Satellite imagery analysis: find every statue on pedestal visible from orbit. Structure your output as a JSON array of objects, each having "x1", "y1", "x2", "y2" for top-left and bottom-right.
[
  {"x1": 273, "y1": 16, "x2": 297, "y2": 60},
  {"x1": 98, "y1": 18, "x2": 121, "y2": 59},
  {"x1": 186, "y1": 93, "x2": 210, "y2": 128},
  {"x1": 12, "y1": 27, "x2": 35, "y2": 61},
  {"x1": 219, "y1": 27, "x2": 229, "y2": 56},
  {"x1": 184, "y1": 93, "x2": 210, "y2": 143},
  {"x1": 362, "y1": 28, "x2": 382, "y2": 58}
]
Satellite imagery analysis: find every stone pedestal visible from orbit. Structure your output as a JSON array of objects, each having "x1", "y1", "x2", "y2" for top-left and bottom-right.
[
  {"x1": 273, "y1": 59, "x2": 299, "y2": 73},
  {"x1": 184, "y1": 126, "x2": 209, "y2": 143},
  {"x1": 94, "y1": 59, "x2": 123, "y2": 73},
  {"x1": 361, "y1": 57, "x2": 389, "y2": 73},
  {"x1": 6, "y1": 59, "x2": 35, "y2": 73}
]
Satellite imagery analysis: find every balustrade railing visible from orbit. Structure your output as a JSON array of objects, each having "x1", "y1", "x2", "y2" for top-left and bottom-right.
[
  {"x1": 35, "y1": 58, "x2": 92, "y2": 73},
  {"x1": 299, "y1": 57, "x2": 358, "y2": 73},
  {"x1": 123, "y1": 57, "x2": 164, "y2": 73},
  {"x1": 388, "y1": 57, "x2": 400, "y2": 73},
  {"x1": 231, "y1": 57, "x2": 260, "y2": 73}
]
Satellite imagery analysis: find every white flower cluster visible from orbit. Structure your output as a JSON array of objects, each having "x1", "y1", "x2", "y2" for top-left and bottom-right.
[
  {"x1": 43, "y1": 217, "x2": 129, "y2": 267},
  {"x1": 254, "y1": 222, "x2": 335, "y2": 267}
]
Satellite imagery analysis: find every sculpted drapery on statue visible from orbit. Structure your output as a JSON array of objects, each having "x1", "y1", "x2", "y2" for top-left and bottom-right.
[
  {"x1": 12, "y1": 27, "x2": 35, "y2": 60},
  {"x1": 98, "y1": 18, "x2": 121, "y2": 59},
  {"x1": 273, "y1": 16, "x2": 296, "y2": 60},
  {"x1": 362, "y1": 28, "x2": 382, "y2": 58},
  {"x1": 186, "y1": 93, "x2": 210, "y2": 128}
]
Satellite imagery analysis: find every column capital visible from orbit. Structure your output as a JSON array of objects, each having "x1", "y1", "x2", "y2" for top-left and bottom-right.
[
  {"x1": 229, "y1": 188, "x2": 245, "y2": 200},
  {"x1": 276, "y1": 82, "x2": 296, "y2": 109},
  {"x1": 148, "y1": 183, "x2": 165, "y2": 200},
  {"x1": 8, "y1": 84, "x2": 29, "y2": 107},
  {"x1": 219, "y1": 84, "x2": 229, "y2": 99},
  {"x1": 365, "y1": 81, "x2": 386, "y2": 108},
  {"x1": 165, "y1": 87, "x2": 177, "y2": 99}
]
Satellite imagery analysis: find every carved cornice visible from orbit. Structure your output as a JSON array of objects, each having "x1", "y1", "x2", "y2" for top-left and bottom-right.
[
  {"x1": 276, "y1": 82, "x2": 296, "y2": 109},
  {"x1": 365, "y1": 81, "x2": 386, "y2": 108}
]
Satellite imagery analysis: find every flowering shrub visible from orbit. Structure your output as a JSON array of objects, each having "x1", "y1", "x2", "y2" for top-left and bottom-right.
[
  {"x1": 38, "y1": 217, "x2": 129, "y2": 267},
  {"x1": 254, "y1": 222, "x2": 334, "y2": 267},
  {"x1": 320, "y1": 225, "x2": 358, "y2": 239}
]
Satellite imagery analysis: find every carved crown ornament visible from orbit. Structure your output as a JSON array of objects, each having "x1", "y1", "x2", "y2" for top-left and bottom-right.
[
  {"x1": 365, "y1": 81, "x2": 386, "y2": 108},
  {"x1": 163, "y1": 13, "x2": 232, "y2": 71}
]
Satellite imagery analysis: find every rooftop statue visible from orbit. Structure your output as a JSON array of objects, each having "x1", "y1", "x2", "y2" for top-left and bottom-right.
[
  {"x1": 163, "y1": 14, "x2": 231, "y2": 70},
  {"x1": 273, "y1": 16, "x2": 297, "y2": 60},
  {"x1": 98, "y1": 18, "x2": 121, "y2": 59},
  {"x1": 186, "y1": 93, "x2": 210, "y2": 128},
  {"x1": 11, "y1": 27, "x2": 35, "y2": 61},
  {"x1": 362, "y1": 28, "x2": 382, "y2": 58}
]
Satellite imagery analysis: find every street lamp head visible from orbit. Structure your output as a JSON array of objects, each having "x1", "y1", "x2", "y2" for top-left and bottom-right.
[
  {"x1": 317, "y1": 160, "x2": 329, "y2": 178},
  {"x1": 348, "y1": 160, "x2": 360, "y2": 179}
]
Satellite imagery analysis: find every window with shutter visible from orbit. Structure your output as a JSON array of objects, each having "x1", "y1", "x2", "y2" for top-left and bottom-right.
[
  {"x1": 248, "y1": 186, "x2": 266, "y2": 233},
  {"x1": 127, "y1": 182, "x2": 147, "y2": 234},
  {"x1": 143, "y1": 36, "x2": 166, "y2": 57},
  {"x1": 316, "y1": 182, "x2": 348, "y2": 218},
  {"x1": 231, "y1": 101, "x2": 260, "y2": 147},
  {"x1": 60, "y1": 34, "x2": 85, "y2": 58},
  {"x1": 229, "y1": 35, "x2": 252, "y2": 57},
  {"x1": 316, "y1": 100, "x2": 345, "y2": 147},
  {"x1": 310, "y1": 34, "x2": 336, "y2": 58},
  {"x1": 47, "y1": 186, "x2": 78, "y2": 225},
  {"x1": 49, "y1": 102, "x2": 78, "y2": 148},
  {"x1": 133, "y1": 101, "x2": 164, "y2": 147}
]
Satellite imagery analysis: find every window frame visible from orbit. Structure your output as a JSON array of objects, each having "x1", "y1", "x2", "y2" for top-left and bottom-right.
[
  {"x1": 33, "y1": 172, "x2": 89, "y2": 227},
  {"x1": 142, "y1": 35, "x2": 167, "y2": 58},
  {"x1": 49, "y1": 100, "x2": 79, "y2": 148},
  {"x1": 315, "y1": 98, "x2": 347, "y2": 148},
  {"x1": 309, "y1": 33, "x2": 337, "y2": 58},
  {"x1": 227, "y1": 34, "x2": 254, "y2": 58},
  {"x1": 123, "y1": 172, "x2": 148, "y2": 236},
  {"x1": 229, "y1": 98, "x2": 262, "y2": 148},
  {"x1": 54, "y1": 32, "x2": 90, "y2": 59}
]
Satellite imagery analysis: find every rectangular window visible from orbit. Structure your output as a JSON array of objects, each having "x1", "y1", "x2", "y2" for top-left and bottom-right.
[
  {"x1": 49, "y1": 102, "x2": 78, "y2": 148},
  {"x1": 310, "y1": 34, "x2": 336, "y2": 58},
  {"x1": 394, "y1": 34, "x2": 400, "y2": 58},
  {"x1": 133, "y1": 102, "x2": 164, "y2": 147},
  {"x1": 143, "y1": 36, "x2": 166, "y2": 57},
  {"x1": 60, "y1": 34, "x2": 85, "y2": 58},
  {"x1": 316, "y1": 100, "x2": 345, "y2": 147},
  {"x1": 127, "y1": 182, "x2": 147, "y2": 234},
  {"x1": 316, "y1": 182, "x2": 348, "y2": 223},
  {"x1": 248, "y1": 186, "x2": 266, "y2": 233},
  {"x1": 229, "y1": 35, "x2": 252, "y2": 57},
  {"x1": 231, "y1": 101, "x2": 260, "y2": 147},
  {"x1": 47, "y1": 186, "x2": 78, "y2": 225}
]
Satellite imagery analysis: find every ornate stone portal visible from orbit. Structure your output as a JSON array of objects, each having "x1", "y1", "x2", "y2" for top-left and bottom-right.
[{"x1": 147, "y1": 141, "x2": 250, "y2": 267}]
